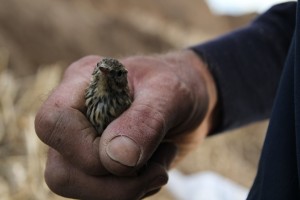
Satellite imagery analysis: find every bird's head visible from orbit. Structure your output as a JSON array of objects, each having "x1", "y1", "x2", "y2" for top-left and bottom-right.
[{"x1": 97, "y1": 58, "x2": 129, "y2": 91}]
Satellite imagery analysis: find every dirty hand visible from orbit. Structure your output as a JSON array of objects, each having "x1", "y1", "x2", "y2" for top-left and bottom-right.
[{"x1": 34, "y1": 50, "x2": 217, "y2": 199}]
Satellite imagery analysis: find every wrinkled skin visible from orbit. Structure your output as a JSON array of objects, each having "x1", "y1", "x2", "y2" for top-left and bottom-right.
[{"x1": 34, "y1": 50, "x2": 217, "y2": 200}]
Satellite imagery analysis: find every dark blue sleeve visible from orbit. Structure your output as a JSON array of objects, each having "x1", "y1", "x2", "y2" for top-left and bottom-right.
[{"x1": 191, "y1": 2, "x2": 296, "y2": 133}]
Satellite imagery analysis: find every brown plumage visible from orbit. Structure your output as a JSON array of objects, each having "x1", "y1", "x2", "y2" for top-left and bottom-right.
[{"x1": 85, "y1": 58, "x2": 132, "y2": 135}]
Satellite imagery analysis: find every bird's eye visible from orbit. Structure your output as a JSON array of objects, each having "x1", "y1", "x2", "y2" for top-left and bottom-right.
[{"x1": 117, "y1": 71, "x2": 122, "y2": 77}]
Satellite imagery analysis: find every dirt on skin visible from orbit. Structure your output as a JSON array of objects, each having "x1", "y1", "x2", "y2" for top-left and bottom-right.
[{"x1": 0, "y1": 0, "x2": 262, "y2": 199}]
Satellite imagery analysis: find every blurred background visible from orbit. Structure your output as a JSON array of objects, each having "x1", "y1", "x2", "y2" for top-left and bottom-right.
[{"x1": 0, "y1": 0, "x2": 293, "y2": 199}]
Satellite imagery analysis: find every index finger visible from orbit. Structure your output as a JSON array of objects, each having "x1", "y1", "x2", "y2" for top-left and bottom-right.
[{"x1": 35, "y1": 55, "x2": 107, "y2": 175}]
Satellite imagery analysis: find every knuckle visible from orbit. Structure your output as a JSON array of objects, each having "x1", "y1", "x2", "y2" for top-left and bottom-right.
[
  {"x1": 156, "y1": 69, "x2": 193, "y2": 101},
  {"x1": 151, "y1": 70, "x2": 180, "y2": 90},
  {"x1": 44, "y1": 162, "x2": 72, "y2": 196},
  {"x1": 165, "y1": 71, "x2": 194, "y2": 102},
  {"x1": 132, "y1": 104, "x2": 166, "y2": 137},
  {"x1": 35, "y1": 107, "x2": 64, "y2": 148}
]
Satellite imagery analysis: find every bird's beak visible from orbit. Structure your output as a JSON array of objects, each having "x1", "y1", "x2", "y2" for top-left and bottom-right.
[{"x1": 99, "y1": 67, "x2": 109, "y2": 75}]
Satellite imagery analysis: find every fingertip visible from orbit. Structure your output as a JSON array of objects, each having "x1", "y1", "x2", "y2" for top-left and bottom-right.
[
  {"x1": 98, "y1": 103, "x2": 170, "y2": 176},
  {"x1": 100, "y1": 135, "x2": 142, "y2": 176},
  {"x1": 106, "y1": 135, "x2": 141, "y2": 167}
]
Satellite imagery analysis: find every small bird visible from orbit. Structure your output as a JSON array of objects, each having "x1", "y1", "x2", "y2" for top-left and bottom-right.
[{"x1": 85, "y1": 58, "x2": 132, "y2": 135}]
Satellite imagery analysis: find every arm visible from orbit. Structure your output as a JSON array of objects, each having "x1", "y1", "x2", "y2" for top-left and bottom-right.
[{"x1": 192, "y1": 2, "x2": 296, "y2": 133}]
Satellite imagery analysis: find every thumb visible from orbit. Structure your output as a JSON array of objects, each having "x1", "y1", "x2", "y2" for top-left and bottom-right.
[
  {"x1": 99, "y1": 65, "x2": 187, "y2": 175},
  {"x1": 99, "y1": 101, "x2": 167, "y2": 176},
  {"x1": 98, "y1": 56, "x2": 199, "y2": 176}
]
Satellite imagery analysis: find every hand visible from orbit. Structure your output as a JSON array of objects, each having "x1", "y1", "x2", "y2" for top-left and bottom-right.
[{"x1": 35, "y1": 50, "x2": 217, "y2": 199}]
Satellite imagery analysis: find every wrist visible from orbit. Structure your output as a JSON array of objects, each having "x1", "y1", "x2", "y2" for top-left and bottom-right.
[
  {"x1": 186, "y1": 50, "x2": 218, "y2": 135},
  {"x1": 163, "y1": 50, "x2": 218, "y2": 136},
  {"x1": 161, "y1": 50, "x2": 218, "y2": 164}
]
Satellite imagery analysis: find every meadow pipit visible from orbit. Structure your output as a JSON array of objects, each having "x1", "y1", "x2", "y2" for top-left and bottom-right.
[{"x1": 85, "y1": 58, "x2": 132, "y2": 135}]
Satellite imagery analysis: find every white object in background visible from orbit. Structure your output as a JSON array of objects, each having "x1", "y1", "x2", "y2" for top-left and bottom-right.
[
  {"x1": 166, "y1": 170, "x2": 248, "y2": 200},
  {"x1": 205, "y1": 0, "x2": 296, "y2": 15}
]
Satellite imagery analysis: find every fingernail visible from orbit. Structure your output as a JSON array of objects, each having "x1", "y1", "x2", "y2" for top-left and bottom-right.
[{"x1": 106, "y1": 135, "x2": 141, "y2": 167}]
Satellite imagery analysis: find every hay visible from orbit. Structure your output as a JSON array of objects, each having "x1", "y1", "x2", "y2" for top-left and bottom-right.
[{"x1": 0, "y1": 48, "x2": 66, "y2": 200}]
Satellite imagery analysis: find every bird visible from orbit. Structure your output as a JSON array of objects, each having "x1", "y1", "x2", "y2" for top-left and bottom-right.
[{"x1": 85, "y1": 58, "x2": 132, "y2": 135}]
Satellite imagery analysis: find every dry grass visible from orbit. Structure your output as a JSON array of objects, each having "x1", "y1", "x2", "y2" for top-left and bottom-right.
[{"x1": 0, "y1": 48, "x2": 65, "y2": 200}]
